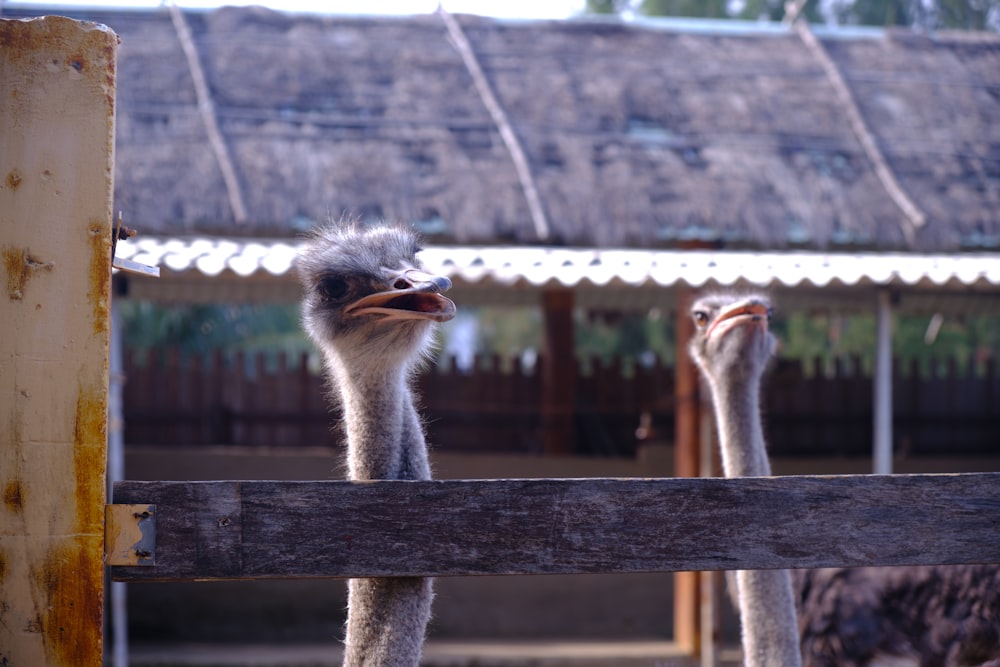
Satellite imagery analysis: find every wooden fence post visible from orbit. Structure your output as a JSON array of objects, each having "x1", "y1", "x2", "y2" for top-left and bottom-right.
[
  {"x1": 0, "y1": 16, "x2": 118, "y2": 666},
  {"x1": 673, "y1": 286, "x2": 702, "y2": 656}
]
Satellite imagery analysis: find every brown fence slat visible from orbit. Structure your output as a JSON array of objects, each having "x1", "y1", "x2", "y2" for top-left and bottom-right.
[{"x1": 111, "y1": 472, "x2": 1000, "y2": 582}]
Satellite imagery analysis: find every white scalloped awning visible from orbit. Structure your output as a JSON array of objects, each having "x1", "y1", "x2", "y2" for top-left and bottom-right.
[{"x1": 114, "y1": 237, "x2": 1000, "y2": 313}]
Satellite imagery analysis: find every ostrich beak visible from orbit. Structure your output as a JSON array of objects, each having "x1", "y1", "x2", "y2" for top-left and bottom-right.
[
  {"x1": 345, "y1": 269, "x2": 457, "y2": 323},
  {"x1": 706, "y1": 301, "x2": 770, "y2": 340}
]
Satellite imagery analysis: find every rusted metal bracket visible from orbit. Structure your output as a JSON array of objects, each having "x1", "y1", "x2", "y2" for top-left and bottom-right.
[
  {"x1": 113, "y1": 255, "x2": 160, "y2": 277},
  {"x1": 111, "y1": 211, "x2": 160, "y2": 277},
  {"x1": 105, "y1": 503, "x2": 156, "y2": 566}
]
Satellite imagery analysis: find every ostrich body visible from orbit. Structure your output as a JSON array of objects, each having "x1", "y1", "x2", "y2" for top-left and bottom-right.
[
  {"x1": 688, "y1": 292, "x2": 802, "y2": 667},
  {"x1": 298, "y1": 221, "x2": 455, "y2": 667},
  {"x1": 797, "y1": 564, "x2": 1000, "y2": 667},
  {"x1": 689, "y1": 292, "x2": 1000, "y2": 667}
]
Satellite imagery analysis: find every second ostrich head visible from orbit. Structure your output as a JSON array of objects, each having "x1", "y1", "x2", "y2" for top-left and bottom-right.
[
  {"x1": 297, "y1": 221, "x2": 456, "y2": 374},
  {"x1": 688, "y1": 292, "x2": 778, "y2": 479},
  {"x1": 688, "y1": 292, "x2": 776, "y2": 389}
]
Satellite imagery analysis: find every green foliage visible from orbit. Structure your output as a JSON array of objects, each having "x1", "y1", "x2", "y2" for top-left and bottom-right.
[
  {"x1": 465, "y1": 306, "x2": 543, "y2": 356},
  {"x1": 895, "y1": 313, "x2": 1000, "y2": 370},
  {"x1": 583, "y1": 0, "x2": 1000, "y2": 31},
  {"x1": 931, "y1": 0, "x2": 1000, "y2": 29},
  {"x1": 118, "y1": 301, "x2": 311, "y2": 357},
  {"x1": 585, "y1": 0, "x2": 629, "y2": 14},
  {"x1": 457, "y1": 306, "x2": 676, "y2": 366},
  {"x1": 771, "y1": 311, "x2": 1000, "y2": 371},
  {"x1": 576, "y1": 308, "x2": 676, "y2": 364},
  {"x1": 772, "y1": 311, "x2": 876, "y2": 364},
  {"x1": 832, "y1": 0, "x2": 912, "y2": 26},
  {"x1": 733, "y1": 0, "x2": 825, "y2": 22},
  {"x1": 640, "y1": 0, "x2": 731, "y2": 18}
]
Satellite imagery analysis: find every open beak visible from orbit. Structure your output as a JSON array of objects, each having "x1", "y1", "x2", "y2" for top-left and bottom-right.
[
  {"x1": 345, "y1": 269, "x2": 457, "y2": 323},
  {"x1": 706, "y1": 301, "x2": 770, "y2": 340}
]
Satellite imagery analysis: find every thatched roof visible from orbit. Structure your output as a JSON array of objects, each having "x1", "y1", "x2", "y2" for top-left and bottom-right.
[{"x1": 7, "y1": 6, "x2": 1000, "y2": 252}]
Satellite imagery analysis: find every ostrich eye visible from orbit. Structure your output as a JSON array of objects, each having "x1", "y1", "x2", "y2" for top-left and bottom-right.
[
  {"x1": 317, "y1": 275, "x2": 350, "y2": 301},
  {"x1": 692, "y1": 311, "x2": 710, "y2": 329}
]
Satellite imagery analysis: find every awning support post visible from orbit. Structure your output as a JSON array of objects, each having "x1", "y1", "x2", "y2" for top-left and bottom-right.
[{"x1": 873, "y1": 288, "x2": 894, "y2": 475}]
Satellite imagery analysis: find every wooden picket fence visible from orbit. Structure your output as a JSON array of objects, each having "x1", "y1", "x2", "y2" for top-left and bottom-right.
[{"x1": 122, "y1": 347, "x2": 1000, "y2": 457}]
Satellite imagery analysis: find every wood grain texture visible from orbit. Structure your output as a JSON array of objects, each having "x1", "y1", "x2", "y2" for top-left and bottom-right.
[
  {"x1": 111, "y1": 473, "x2": 1000, "y2": 582},
  {"x1": 1, "y1": 16, "x2": 117, "y2": 666}
]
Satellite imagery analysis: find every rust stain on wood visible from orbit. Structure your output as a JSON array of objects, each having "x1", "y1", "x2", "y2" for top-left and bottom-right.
[
  {"x1": 86, "y1": 221, "x2": 110, "y2": 336},
  {"x1": 3, "y1": 245, "x2": 54, "y2": 301},
  {"x1": 73, "y1": 388, "x2": 107, "y2": 533},
  {"x1": 100, "y1": 36, "x2": 119, "y2": 112},
  {"x1": 24, "y1": 329, "x2": 110, "y2": 667},
  {"x1": 36, "y1": 541, "x2": 104, "y2": 666},
  {"x1": 0, "y1": 17, "x2": 35, "y2": 53},
  {"x1": 2, "y1": 245, "x2": 28, "y2": 299},
  {"x1": 6, "y1": 168, "x2": 22, "y2": 190},
  {"x1": 4, "y1": 481, "x2": 25, "y2": 513}
]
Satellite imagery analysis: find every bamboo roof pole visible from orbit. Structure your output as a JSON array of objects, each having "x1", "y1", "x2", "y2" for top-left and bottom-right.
[
  {"x1": 439, "y1": 6, "x2": 552, "y2": 242},
  {"x1": 784, "y1": 0, "x2": 927, "y2": 246},
  {"x1": 0, "y1": 16, "x2": 117, "y2": 665},
  {"x1": 168, "y1": 2, "x2": 248, "y2": 225}
]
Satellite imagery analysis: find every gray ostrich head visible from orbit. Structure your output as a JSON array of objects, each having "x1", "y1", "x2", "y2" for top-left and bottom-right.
[
  {"x1": 688, "y1": 292, "x2": 777, "y2": 388},
  {"x1": 297, "y1": 221, "x2": 456, "y2": 370}
]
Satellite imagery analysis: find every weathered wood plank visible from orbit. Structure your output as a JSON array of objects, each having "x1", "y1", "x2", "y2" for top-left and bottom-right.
[
  {"x1": 111, "y1": 473, "x2": 1000, "y2": 582},
  {"x1": 120, "y1": 481, "x2": 244, "y2": 579},
  {"x1": 1, "y1": 16, "x2": 118, "y2": 667}
]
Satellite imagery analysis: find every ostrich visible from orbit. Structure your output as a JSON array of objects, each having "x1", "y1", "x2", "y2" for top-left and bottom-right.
[
  {"x1": 796, "y1": 564, "x2": 1000, "y2": 667},
  {"x1": 688, "y1": 292, "x2": 802, "y2": 667},
  {"x1": 297, "y1": 220, "x2": 456, "y2": 667},
  {"x1": 689, "y1": 292, "x2": 1000, "y2": 667}
]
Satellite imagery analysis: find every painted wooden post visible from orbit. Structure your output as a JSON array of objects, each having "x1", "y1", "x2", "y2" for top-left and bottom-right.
[
  {"x1": 873, "y1": 288, "x2": 894, "y2": 474},
  {"x1": 673, "y1": 286, "x2": 702, "y2": 657},
  {"x1": 0, "y1": 16, "x2": 118, "y2": 666},
  {"x1": 541, "y1": 288, "x2": 576, "y2": 455}
]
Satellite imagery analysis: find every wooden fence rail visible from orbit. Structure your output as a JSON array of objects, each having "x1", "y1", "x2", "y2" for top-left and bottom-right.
[
  {"x1": 123, "y1": 348, "x2": 1000, "y2": 457},
  {"x1": 110, "y1": 472, "x2": 1000, "y2": 582}
]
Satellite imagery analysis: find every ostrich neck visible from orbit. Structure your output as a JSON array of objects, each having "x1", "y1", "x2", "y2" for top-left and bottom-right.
[
  {"x1": 332, "y1": 358, "x2": 435, "y2": 667},
  {"x1": 333, "y1": 360, "x2": 424, "y2": 481},
  {"x1": 708, "y1": 370, "x2": 802, "y2": 667},
  {"x1": 709, "y1": 375, "x2": 772, "y2": 478}
]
